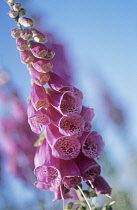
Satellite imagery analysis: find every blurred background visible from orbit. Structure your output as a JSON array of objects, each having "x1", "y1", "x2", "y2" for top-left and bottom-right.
[{"x1": 0, "y1": 0, "x2": 137, "y2": 209}]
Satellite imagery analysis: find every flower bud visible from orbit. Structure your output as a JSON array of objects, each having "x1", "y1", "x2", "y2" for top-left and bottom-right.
[
  {"x1": 32, "y1": 58, "x2": 53, "y2": 73},
  {"x1": 22, "y1": 29, "x2": 33, "y2": 40},
  {"x1": 44, "y1": 49, "x2": 55, "y2": 60},
  {"x1": 16, "y1": 38, "x2": 28, "y2": 51},
  {"x1": 20, "y1": 50, "x2": 34, "y2": 64},
  {"x1": 29, "y1": 41, "x2": 48, "y2": 58},
  {"x1": 13, "y1": 3, "x2": 22, "y2": 11},
  {"x1": 11, "y1": 28, "x2": 21, "y2": 38},
  {"x1": 19, "y1": 8, "x2": 26, "y2": 16},
  {"x1": 9, "y1": 10, "x2": 18, "y2": 18},
  {"x1": 18, "y1": 17, "x2": 34, "y2": 27},
  {"x1": 7, "y1": 0, "x2": 15, "y2": 5},
  {"x1": 31, "y1": 29, "x2": 48, "y2": 43}
]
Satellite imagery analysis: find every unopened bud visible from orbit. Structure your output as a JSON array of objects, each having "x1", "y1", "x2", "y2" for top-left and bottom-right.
[
  {"x1": 22, "y1": 29, "x2": 33, "y2": 40},
  {"x1": 7, "y1": 0, "x2": 15, "y2": 5},
  {"x1": 19, "y1": 8, "x2": 26, "y2": 16},
  {"x1": 29, "y1": 65, "x2": 50, "y2": 86},
  {"x1": 31, "y1": 29, "x2": 48, "y2": 43},
  {"x1": 20, "y1": 50, "x2": 34, "y2": 64},
  {"x1": 13, "y1": 3, "x2": 22, "y2": 11},
  {"x1": 11, "y1": 28, "x2": 21, "y2": 38},
  {"x1": 29, "y1": 41, "x2": 48, "y2": 58},
  {"x1": 44, "y1": 49, "x2": 55, "y2": 60},
  {"x1": 32, "y1": 58, "x2": 53, "y2": 73},
  {"x1": 9, "y1": 10, "x2": 18, "y2": 18},
  {"x1": 16, "y1": 38, "x2": 28, "y2": 51},
  {"x1": 18, "y1": 17, "x2": 34, "y2": 27}
]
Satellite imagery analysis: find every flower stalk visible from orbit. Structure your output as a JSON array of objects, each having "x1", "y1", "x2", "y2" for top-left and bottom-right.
[{"x1": 5, "y1": 0, "x2": 112, "y2": 209}]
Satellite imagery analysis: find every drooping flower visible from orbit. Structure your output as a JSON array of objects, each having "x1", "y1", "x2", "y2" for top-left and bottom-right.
[
  {"x1": 60, "y1": 159, "x2": 81, "y2": 189},
  {"x1": 47, "y1": 89, "x2": 82, "y2": 116},
  {"x1": 20, "y1": 50, "x2": 34, "y2": 64},
  {"x1": 74, "y1": 152, "x2": 101, "y2": 182},
  {"x1": 45, "y1": 123, "x2": 81, "y2": 160},
  {"x1": 48, "y1": 71, "x2": 74, "y2": 92},
  {"x1": 34, "y1": 139, "x2": 61, "y2": 191},
  {"x1": 16, "y1": 37, "x2": 28, "y2": 51},
  {"x1": 86, "y1": 176, "x2": 112, "y2": 195},
  {"x1": 29, "y1": 41, "x2": 48, "y2": 58},
  {"x1": 80, "y1": 131, "x2": 104, "y2": 159},
  {"x1": 30, "y1": 82, "x2": 49, "y2": 110},
  {"x1": 32, "y1": 58, "x2": 53, "y2": 73},
  {"x1": 47, "y1": 105, "x2": 85, "y2": 137},
  {"x1": 28, "y1": 64, "x2": 50, "y2": 86},
  {"x1": 27, "y1": 100, "x2": 50, "y2": 134}
]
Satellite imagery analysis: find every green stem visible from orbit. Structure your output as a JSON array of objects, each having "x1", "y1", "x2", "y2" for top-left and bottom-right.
[{"x1": 77, "y1": 185, "x2": 92, "y2": 210}]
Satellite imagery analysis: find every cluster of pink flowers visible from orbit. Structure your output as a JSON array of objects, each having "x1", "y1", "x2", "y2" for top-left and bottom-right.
[{"x1": 8, "y1": 0, "x2": 111, "y2": 202}]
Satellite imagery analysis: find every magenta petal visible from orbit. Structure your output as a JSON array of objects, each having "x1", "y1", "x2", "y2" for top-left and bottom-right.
[
  {"x1": 86, "y1": 176, "x2": 112, "y2": 195},
  {"x1": 30, "y1": 82, "x2": 49, "y2": 110},
  {"x1": 32, "y1": 58, "x2": 53, "y2": 73},
  {"x1": 47, "y1": 89, "x2": 82, "y2": 116},
  {"x1": 80, "y1": 131, "x2": 104, "y2": 159},
  {"x1": 20, "y1": 50, "x2": 34, "y2": 64},
  {"x1": 45, "y1": 123, "x2": 81, "y2": 160},
  {"x1": 34, "y1": 140, "x2": 61, "y2": 189},
  {"x1": 73, "y1": 87, "x2": 83, "y2": 99},
  {"x1": 30, "y1": 41, "x2": 48, "y2": 58},
  {"x1": 46, "y1": 106, "x2": 84, "y2": 137},
  {"x1": 34, "y1": 180, "x2": 56, "y2": 191},
  {"x1": 80, "y1": 106, "x2": 94, "y2": 132},
  {"x1": 28, "y1": 117, "x2": 42, "y2": 134},
  {"x1": 59, "y1": 114, "x2": 85, "y2": 137},
  {"x1": 29, "y1": 65, "x2": 50, "y2": 86},
  {"x1": 16, "y1": 37, "x2": 28, "y2": 51},
  {"x1": 48, "y1": 72, "x2": 74, "y2": 92},
  {"x1": 60, "y1": 159, "x2": 81, "y2": 188},
  {"x1": 74, "y1": 152, "x2": 101, "y2": 182},
  {"x1": 27, "y1": 101, "x2": 50, "y2": 133},
  {"x1": 47, "y1": 105, "x2": 62, "y2": 125},
  {"x1": 34, "y1": 165, "x2": 61, "y2": 186}
]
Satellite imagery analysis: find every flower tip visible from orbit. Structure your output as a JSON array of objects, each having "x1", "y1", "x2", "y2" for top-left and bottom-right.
[
  {"x1": 13, "y1": 3, "x2": 22, "y2": 11},
  {"x1": 18, "y1": 17, "x2": 34, "y2": 27}
]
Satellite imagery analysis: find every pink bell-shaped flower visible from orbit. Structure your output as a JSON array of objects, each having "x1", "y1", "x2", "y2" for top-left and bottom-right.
[{"x1": 45, "y1": 123, "x2": 81, "y2": 160}]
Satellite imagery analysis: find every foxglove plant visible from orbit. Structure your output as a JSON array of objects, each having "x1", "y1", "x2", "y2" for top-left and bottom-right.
[{"x1": 6, "y1": 0, "x2": 112, "y2": 209}]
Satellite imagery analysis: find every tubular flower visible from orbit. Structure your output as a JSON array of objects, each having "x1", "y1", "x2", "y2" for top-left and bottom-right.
[
  {"x1": 30, "y1": 82, "x2": 49, "y2": 110},
  {"x1": 29, "y1": 41, "x2": 48, "y2": 58},
  {"x1": 74, "y1": 152, "x2": 101, "y2": 182},
  {"x1": 46, "y1": 105, "x2": 84, "y2": 137},
  {"x1": 16, "y1": 37, "x2": 28, "y2": 51},
  {"x1": 48, "y1": 71, "x2": 74, "y2": 92},
  {"x1": 60, "y1": 159, "x2": 81, "y2": 189},
  {"x1": 47, "y1": 89, "x2": 82, "y2": 116},
  {"x1": 86, "y1": 176, "x2": 112, "y2": 195},
  {"x1": 34, "y1": 139, "x2": 61, "y2": 191},
  {"x1": 20, "y1": 50, "x2": 34, "y2": 64},
  {"x1": 28, "y1": 65, "x2": 50, "y2": 86},
  {"x1": 32, "y1": 58, "x2": 53, "y2": 73},
  {"x1": 45, "y1": 123, "x2": 81, "y2": 160},
  {"x1": 80, "y1": 131, "x2": 104, "y2": 159},
  {"x1": 27, "y1": 100, "x2": 50, "y2": 134}
]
